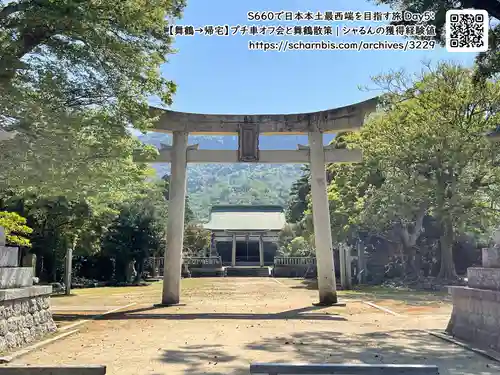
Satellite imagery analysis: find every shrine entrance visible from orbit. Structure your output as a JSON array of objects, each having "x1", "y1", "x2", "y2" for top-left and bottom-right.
[
  {"x1": 146, "y1": 97, "x2": 378, "y2": 306},
  {"x1": 212, "y1": 240, "x2": 260, "y2": 265},
  {"x1": 235, "y1": 241, "x2": 259, "y2": 264}
]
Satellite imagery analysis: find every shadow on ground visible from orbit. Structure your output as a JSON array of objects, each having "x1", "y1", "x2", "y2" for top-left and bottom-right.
[
  {"x1": 288, "y1": 280, "x2": 450, "y2": 306},
  {"x1": 52, "y1": 312, "x2": 97, "y2": 322},
  {"x1": 52, "y1": 305, "x2": 347, "y2": 323},
  {"x1": 154, "y1": 330, "x2": 499, "y2": 375},
  {"x1": 242, "y1": 329, "x2": 498, "y2": 375},
  {"x1": 157, "y1": 344, "x2": 249, "y2": 375},
  {"x1": 287, "y1": 279, "x2": 319, "y2": 290}
]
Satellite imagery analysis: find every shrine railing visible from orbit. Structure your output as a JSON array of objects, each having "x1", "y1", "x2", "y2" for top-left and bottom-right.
[
  {"x1": 274, "y1": 256, "x2": 317, "y2": 266},
  {"x1": 184, "y1": 256, "x2": 222, "y2": 267},
  {"x1": 145, "y1": 256, "x2": 164, "y2": 269},
  {"x1": 145, "y1": 256, "x2": 223, "y2": 269}
]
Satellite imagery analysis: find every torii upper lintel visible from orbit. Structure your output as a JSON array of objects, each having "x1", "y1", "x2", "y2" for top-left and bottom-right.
[{"x1": 149, "y1": 97, "x2": 378, "y2": 135}]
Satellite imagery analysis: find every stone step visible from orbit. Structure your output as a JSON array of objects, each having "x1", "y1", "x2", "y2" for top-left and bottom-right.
[
  {"x1": 190, "y1": 268, "x2": 225, "y2": 277},
  {"x1": 0, "y1": 267, "x2": 34, "y2": 289},
  {"x1": 225, "y1": 267, "x2": 271, "y2": 277}
]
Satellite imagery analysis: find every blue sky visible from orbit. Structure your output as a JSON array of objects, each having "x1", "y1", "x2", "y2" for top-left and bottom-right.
[{"x1": 157, "y1": 0, "x2": 477, "y2": 115}]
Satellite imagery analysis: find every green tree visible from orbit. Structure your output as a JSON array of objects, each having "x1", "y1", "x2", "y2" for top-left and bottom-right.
[
  {"x1": 0, "y1": 0, "x2": 183, "y2": 197},
  {"x1": 102, "y1": 184, "x2": 168, "y2": 282},
  {"x1": 286, "y1": 236, "x2": 314, "y2": 256},
  {"x1": 1, "y1": 195, "x2": 93, "y2": 281},
  {"x1": 359, "y1": 62, "x2": 500, "y2": 278},
  {"x1": 0, "y1": 211, "x2": 32, "y2": 247},
  {"x1": 1, "y1": 0, "x2": 183, "y2": 107},
  {"x1": 0, "y1": 124, "x2": 158, "y2": 200},
  {"x1": 286, "y1": 165, "x2": 310, "y2": 223},
  {"x1": 278, "y1": 222, "x2": 314, "y2": 256},
  {"x1": 289, "y1": 63, "x2": 500, "y2": 280},
  {"x1": 183, "y1": 225, "x2": 211, "y2": 257}
]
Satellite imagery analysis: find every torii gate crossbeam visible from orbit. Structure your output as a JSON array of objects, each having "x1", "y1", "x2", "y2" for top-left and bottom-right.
[{"x1": 148, "y1": 97, "x2": 378, "y2": 306}]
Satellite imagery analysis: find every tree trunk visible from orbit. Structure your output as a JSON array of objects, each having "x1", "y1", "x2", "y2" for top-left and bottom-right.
[
  {"x1": 64, "y1": 236, "x2": 77, "y2": 295},
  {"x1": 51, "y1": 256, "x2": 57, "y2": 282},
  {"x1": 397, "y1": 205, "x2": 426, "y2": 279},
  {"x1": 401, "y1": 245, "x2": 418, "y2": 277},
  {"x1": 64, "y1": 246, "x2": 73, "y2": 295},
  {"x1": 438, "y1": 218, "x2": 457, "y2": 279},
  {"x1": 414, "y1": 250, "x2": 422, "y2": 278},
  {"x1": 36, "y1": 255, "x2": 44, "y2": 281},
  {"x1": 135, "y1": 258, "x2": 144, "y2": 284}
]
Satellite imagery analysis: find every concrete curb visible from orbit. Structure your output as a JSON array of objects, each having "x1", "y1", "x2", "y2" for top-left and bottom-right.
[
  {"x1": 0, "y1": 302, "x2": 138, "y2": 363},
  {"x1": 58, "y1": 302, "x2": 137, "y2": 331},
  {"x1": 362, "y1": 301, "x2": 403, "y2": 316},
  {"x1": 362, "y1": 300, "x2": 500, "y2": 363},
  {"x1": 427, "y1": 330, "x2": 500, "y2": 363}
]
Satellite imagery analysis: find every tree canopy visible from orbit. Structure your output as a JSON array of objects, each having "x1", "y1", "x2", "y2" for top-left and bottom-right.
[
  {"x1": 361, "y1": 63, "x2": 500, "y2": 277},
  {"x1": 287, "y1": 62, "x2": 500, "y2": 279},
  {"x1": 1, "y1": 0, "x2": 184, "y2": 108},
  {"x1": 0, "y1": 1, "x2": 187, "y2": 284},
  {"x1": 0, "y1": 0, "x2": 183, "y2": 198}
]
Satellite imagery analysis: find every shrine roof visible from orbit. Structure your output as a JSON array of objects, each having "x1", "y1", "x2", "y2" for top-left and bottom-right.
[
  {"x1": 203, "y1": 205, "x2": 286, "y2": 231},
  {"x1": 149, "y1": 97, "x2": 379, "y2": 135}
]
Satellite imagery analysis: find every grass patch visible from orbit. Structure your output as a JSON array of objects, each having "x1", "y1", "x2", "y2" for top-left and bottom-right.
[
  {"x1": 70, "y1": 281, "x2": 162, "y2": 296},
  {"x1": 279, "y1": 278, "x2": 449, "y2": 306},
  {"x1": 60, "y1": 278, "x2": 209, "y2": 298},
  {"x1": 340, "y1": 285, "x2": 450, "y2": 306}
]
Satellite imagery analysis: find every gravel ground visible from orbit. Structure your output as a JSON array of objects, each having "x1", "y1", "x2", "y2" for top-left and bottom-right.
[{"x1": 5, "y1": 278, "x2": 499, "y2": 375}]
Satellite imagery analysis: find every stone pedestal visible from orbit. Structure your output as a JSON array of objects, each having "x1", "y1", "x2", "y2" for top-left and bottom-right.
[
  {"x1": 0, "y1": 227, "x2": 55, "y2": 353},
  {"x1": 446, "y1": 247, "x2": 500, "y2": 351}
]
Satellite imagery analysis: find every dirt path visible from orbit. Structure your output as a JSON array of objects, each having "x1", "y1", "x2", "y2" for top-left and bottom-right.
[{"x1": 7, "y1": 278, "x2": 500, "y2": 375}]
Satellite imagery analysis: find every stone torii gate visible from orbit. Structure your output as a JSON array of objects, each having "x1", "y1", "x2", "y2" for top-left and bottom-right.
[{"x1": 148, "y1": 97, "x2": 378, "y2": 306}]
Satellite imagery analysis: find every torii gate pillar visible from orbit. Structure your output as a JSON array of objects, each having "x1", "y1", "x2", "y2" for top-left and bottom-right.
[
  {"x1": 308, "y1": 131, "x2": 337, "y2": 305},
  {"x1": 161, "y1": 131, "x2": 188, "y2": 305}
]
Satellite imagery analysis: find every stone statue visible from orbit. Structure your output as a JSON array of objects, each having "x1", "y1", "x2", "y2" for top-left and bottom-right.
[
  {"x1": 126, "y1": 260, "x2": 138, "y2": 283},
  {"x1": 181, "y1": 262, "x2": 191, "y2": 278},
  {"x1": 22, "y1": 253, "x2": 36, "y2": 268}
]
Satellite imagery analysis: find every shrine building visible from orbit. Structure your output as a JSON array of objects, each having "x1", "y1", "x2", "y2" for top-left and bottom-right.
[{"x1": 203, "y1": 205, "x2": 285, "y2": 267}]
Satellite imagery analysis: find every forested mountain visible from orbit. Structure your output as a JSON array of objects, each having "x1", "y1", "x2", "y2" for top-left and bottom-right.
[{"x1": 137, "y1": 133, "x2": 328, "y2": 220}]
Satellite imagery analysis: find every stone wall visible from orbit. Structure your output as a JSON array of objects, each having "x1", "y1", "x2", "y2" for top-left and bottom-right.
[
  {"x1": 0, "y1": 286, "x2": 56, "y2": 353},
  {"x1": 447, "y1": 286, "x2": 500, "y2": 351}
]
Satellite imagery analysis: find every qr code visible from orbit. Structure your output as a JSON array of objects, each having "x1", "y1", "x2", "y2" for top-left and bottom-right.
[{"x1": 445, "y1": 9, "x2": 489, "y2": 52}]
